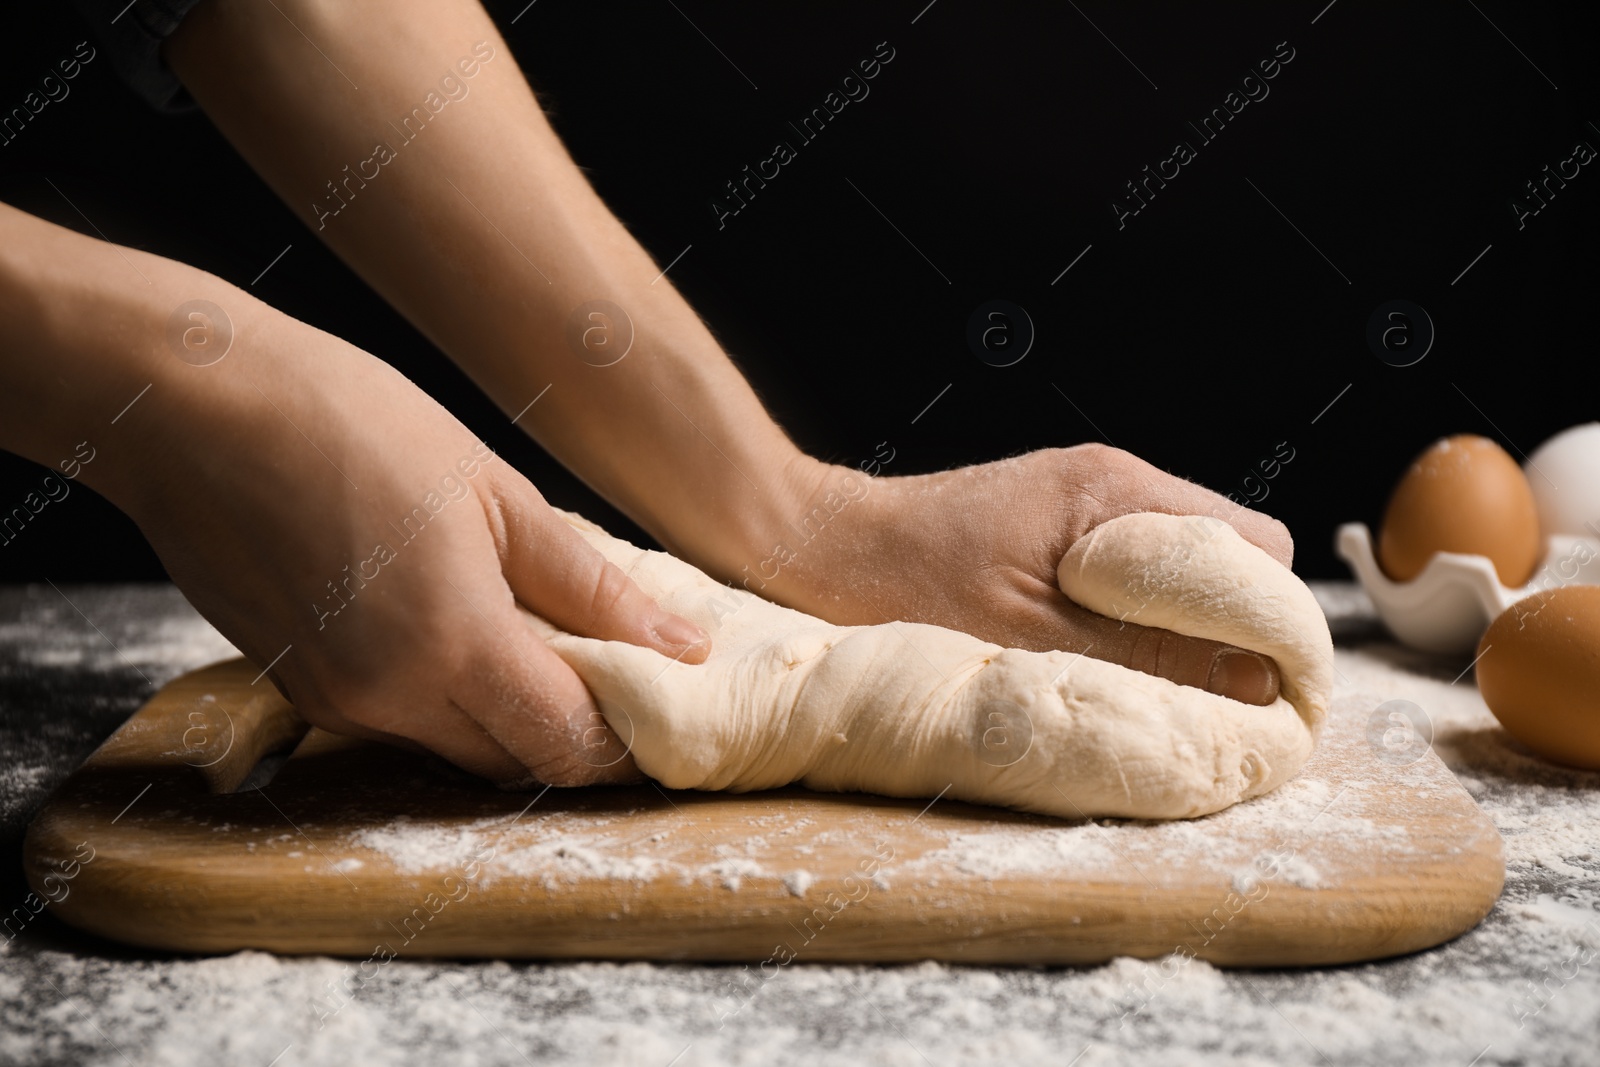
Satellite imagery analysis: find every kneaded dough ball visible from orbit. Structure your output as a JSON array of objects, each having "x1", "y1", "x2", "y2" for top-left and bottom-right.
[{"x1": 525, "y1": 510, "x2": 1332, "y2": 821}]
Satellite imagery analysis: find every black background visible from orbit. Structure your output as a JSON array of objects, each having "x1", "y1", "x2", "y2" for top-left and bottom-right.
[{"x1": 1, "y1": 1, "x2": 1594, "y2": 583}]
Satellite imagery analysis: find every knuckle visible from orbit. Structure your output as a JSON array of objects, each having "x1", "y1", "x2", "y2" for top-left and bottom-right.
[
  {"x1": 1077, "y1": 441, "x2": 1135, "y2": 471},
  {"x1": 1128, "y1": 625, "x2": 1213, "y2": 688},
  {"x1": 1060, "y1": 443, "x2": 1142, "y2": 509},
  {"x1": 1271, "y1": 519, "x2": 1296, "y2": 557},
  {"x1": 1127, "y1": 624, "x2": 1167, "y2": 678},
  {"x1": 478, "y1": 489, "x2": 514, "y2": 558},
  {"x1": 1063, "y1": 441, "x2": 1116, "y2": 471},
  {"x1": 587, "y1": 560, "x2": 640, "y2": 623}
]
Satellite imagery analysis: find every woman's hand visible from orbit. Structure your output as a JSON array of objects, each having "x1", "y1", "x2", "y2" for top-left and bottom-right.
[
  {"x1": 2, "y1": 204, "x2": 718, "y2": 785},
  {"x1": 115, "y1": 295, "x2": 709, "y2": 786},
  {"x1": 767, "y1": 445, "x2": 1296, "y2": 706}
]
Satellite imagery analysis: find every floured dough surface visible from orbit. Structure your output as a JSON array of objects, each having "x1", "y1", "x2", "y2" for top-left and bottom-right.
[{"x1": 521, "y1": 511, "x2": 1333, "y2": 820}]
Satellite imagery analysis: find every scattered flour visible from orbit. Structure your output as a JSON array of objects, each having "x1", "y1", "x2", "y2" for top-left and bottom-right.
[
  {"x1": 1232, "y1": 851, "x2": 1322, "y2": 893},
  {"x1": 350, "y1": 816, "x2": 671, "y2": 890},
  {"x1": 781, "y1": 870, "x2": 815, "y2": 898},
  {"x1": 0, "y1": 763, "x2": 50, "y2": 823},
  {"x1": 0, "y1": 598, "x2": 239, "y2": 687},
  {"x1": 5, "y1": 583, "x2": 1600, "y2": 1065},
  {"x1": 709, "y1": 858, "x2": 764, "y2": 891}
]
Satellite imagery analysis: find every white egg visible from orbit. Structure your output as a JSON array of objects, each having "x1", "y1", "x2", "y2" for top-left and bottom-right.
[{"x1": 1525, "y1": 422, "x2": 1600, "y2": 537}]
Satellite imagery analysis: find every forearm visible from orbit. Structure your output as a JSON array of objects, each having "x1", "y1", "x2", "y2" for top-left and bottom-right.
[
  {"x1": 164, "y1": 0, "x2": 823, "y2": 579},
  {"x1": 0, "y1": 200, "x2": 397, "y2": 539}
]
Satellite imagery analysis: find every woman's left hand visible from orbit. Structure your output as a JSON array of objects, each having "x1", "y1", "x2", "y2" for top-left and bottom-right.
[{"x1": 758, "y1": 445, "x2": 1295, "y2": 706}]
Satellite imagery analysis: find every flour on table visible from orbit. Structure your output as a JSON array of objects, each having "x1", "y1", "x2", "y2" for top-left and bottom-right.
[
  {"x1": 781, "y1": 871, "x2": 816, "y2": 898},
  {"x1": 0, "y1": 590, "x2": 239, "y2": 685},
  {"x1": 7, "y1": 587, "x2": 1600, "y2": 1066}
]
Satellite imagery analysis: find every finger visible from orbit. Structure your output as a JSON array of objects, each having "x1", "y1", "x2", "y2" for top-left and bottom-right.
[
  {"x1": 450, "y1": 586, "x2": 643, "y2": 786},
  {"x1": 1147, "y1": 491, "x2": 1292, "y2": 570},
  {"x1": 485, "y1": 476, "x2": 710, "y2": 664},
  {"x1": 1021, "y1": 590, "x2": 1282, "y2": 706},
  {"x1": 1201, "y1": 500, "x2": 1294, "y2": 570},
  {"x1": 375, "y1": 699, "x2": 529, "y2": 785},
  {"x1": 1094, "y1": 449, "x2": 1295, "y2": 568},
  {"x1": 287, "y1": 682, "x2": 528, "y2": 783}
]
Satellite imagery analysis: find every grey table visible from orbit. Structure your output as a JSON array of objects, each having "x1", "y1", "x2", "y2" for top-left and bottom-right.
[{"x1": 2, "y1": 584, "x2": 1596, "y2": 1067}]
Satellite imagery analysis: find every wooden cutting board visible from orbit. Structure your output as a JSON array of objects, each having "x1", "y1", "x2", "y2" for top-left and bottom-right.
[{"x1": 24, "y1": 657, "x2": 1503, "y2": 966}]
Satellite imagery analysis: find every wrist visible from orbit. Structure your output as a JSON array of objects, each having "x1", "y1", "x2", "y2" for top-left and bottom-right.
[
  {"x1": 695, "y1": 452, "x2": 895, "y2": 609},
  {"x1": 644, "y1": 447, "x2": 832, "y2": 584}
]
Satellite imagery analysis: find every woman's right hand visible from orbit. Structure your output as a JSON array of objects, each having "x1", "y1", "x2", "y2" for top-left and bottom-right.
[{"x1": 107, "y1": 283, "x2": 709, "y2": 786}]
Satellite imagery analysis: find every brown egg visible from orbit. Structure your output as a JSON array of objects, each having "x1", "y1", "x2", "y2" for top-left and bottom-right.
[
  {"x1": 1377, "y1": 434, "x2": 1541, "y2": 586},
  {"x1": 1477, "y1": 586, "x2": 1600, "y2": 770}
]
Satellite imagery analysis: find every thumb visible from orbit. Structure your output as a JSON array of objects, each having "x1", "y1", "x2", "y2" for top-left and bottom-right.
[{"x1": 485, "y1": 475, "x2": 710, "y2": 663}]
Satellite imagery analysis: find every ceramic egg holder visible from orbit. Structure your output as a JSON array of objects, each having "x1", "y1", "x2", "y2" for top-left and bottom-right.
[{"x1": 1336, "y1": 524, "x2": 1600, "y2": 654}]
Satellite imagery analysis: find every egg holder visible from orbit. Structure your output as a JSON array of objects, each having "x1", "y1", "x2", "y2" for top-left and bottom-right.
[{"x1": 1335, "y1": 523, "x2": 1600, "y2": 654}]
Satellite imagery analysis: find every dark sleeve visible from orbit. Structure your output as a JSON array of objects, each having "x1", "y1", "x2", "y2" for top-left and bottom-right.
[{"x1": 67, "y1": 0, "x2": 206, "y2": 112}]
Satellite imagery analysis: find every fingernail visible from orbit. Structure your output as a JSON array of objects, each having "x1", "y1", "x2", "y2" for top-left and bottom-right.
[
  {"x1": 651, "y1": 611, "x2": 708, "y2": 650},
  {"x1": 1207, "y1": 649, "x2": 1277, "y2": 705}
]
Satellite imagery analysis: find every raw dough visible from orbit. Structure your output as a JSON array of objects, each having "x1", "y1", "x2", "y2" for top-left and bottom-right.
[{"x1": 521, "y1": 511, "x2": 1332, "y2": 820}]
